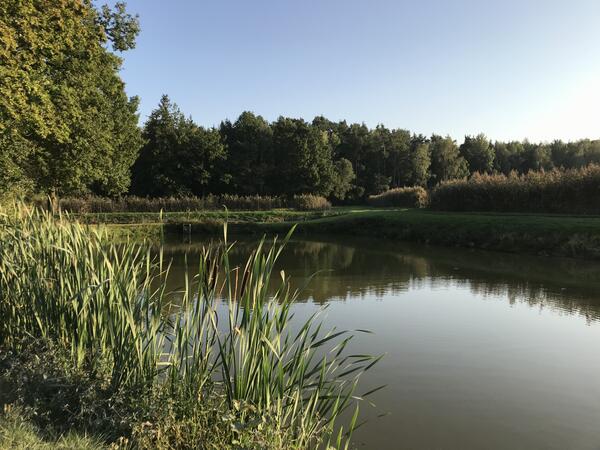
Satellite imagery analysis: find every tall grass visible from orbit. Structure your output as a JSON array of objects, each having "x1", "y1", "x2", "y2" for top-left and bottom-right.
[
  {"x1": 31, "y1": 194, "x2": 330, "y2": 214},
  {"x1": 291, "y1": 194, "x2": 332, "y2": 211},
  {"x1": 430, "y1": 165, "x2": 600, "y2": 214},
  {"x1": 367, "y1": 186, "x2": 429, "y2": 208},
  {"x1": 0, "y1": 205, "x2": 378, "y2": 449}
]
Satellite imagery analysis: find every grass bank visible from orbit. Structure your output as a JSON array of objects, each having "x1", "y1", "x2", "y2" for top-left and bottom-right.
[
  {"x1": 74, "y1": 206, "x2": 600, "y2": 259},
  {"x1": 76, "y1": 209, "x2": 336, "y2": 225},
  {"x1": 262, "y1": 209, "x2": 600, "y2": 259},
  {"x1": 83, "y1": 209, "x2": 340, "y2": 240},
  {"x1": 142, "y1": 208, "x2": 600, "y2": 260}
]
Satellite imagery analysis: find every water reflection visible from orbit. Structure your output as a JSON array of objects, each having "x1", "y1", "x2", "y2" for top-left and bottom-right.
[
  {"x1": 152, "y1": 235, "x2": 600, "y2": 449},
  {"x1": 158, "y1": 235, "x2": 600, "y2": 323}
]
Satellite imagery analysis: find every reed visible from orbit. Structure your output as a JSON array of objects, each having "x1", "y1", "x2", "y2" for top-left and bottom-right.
[
  {"x1": 291, "y1": 194, "x2": 332, "y2": 211},
  {"x1": 430, "y1": 165, "x2": 600, "y2": 214},
  {"x1": 367, "y1": 186, "x2": 429, "y2": 208},
  {"x1": 0, "y1": 204, "x2": 378, "y2": 449},
  {"x1": 30, "y1": 194, "x2": 330, "y2": 214}
]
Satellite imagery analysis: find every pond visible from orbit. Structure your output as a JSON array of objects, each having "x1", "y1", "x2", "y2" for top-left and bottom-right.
[{"x1": 159, "y1": 234, "x2": 600, "y2": 449}]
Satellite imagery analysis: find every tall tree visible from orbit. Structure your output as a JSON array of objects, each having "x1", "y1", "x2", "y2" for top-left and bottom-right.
[
  {"x1": 0, "y1": 0, "x2": 143, "y2": 199},
  {"x1": 330, "y1": 158, "x2": 356, "y2": 200},
  {"x1": 337, "y1": 123, "x2": 371, "y2": 198},
  {"x1": 131, "y1": 96, "x2": 225, "y2": 197},
  {"x1": 493, "y1": 141, "x2": 524, "y2": 175},
  {"x1": 219, "y1": 112, "x2": 273, "y2": 195},
  {"x1": 520, "y1": 141, "x2": 552, "y2": 173},
  {"x1": 312, "y1": 117, "x2": 355, "y2": 200},
  {"x1": 271, "y1": 117, "x2": 335, "y2": 196},
  {"x1": 408, "y1": 135, "x2": 431, "y2": 187},
  {"x1": 430, "y1": 135, "x2": 468, "y2": 185},
  {"x1": 364, "y1": 125, "x2": 392, "y2": 194},
  {"x1": 460, "y1": 134, "x2": 494, "y2": 174},
  {"x1": 386, "y1": 129, "x2": 412, "y2": 188}
]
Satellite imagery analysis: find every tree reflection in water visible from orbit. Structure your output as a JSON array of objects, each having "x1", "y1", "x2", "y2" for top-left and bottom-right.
[{"x1": 155, "y1": 235, "x2": 600, "y2": 324}]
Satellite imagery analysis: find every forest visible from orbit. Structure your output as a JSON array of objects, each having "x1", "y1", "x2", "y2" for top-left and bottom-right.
[
  {"x1": 128, "y1": 96, "x2": 600, "y2": 202},
  {"x1": 2, "y1": 0, "x2": 600, "y2": 204},
  {"x1": 7, "y1": 86, "x2": 600, "y2": 203}
]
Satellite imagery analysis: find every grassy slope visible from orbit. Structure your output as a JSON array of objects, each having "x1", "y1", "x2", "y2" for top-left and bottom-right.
[
  {"x1": 91, "y1": 207, "x2": 600, "y2": 259},
  {"x1": 267, "y1": 208, "x2": 600, "y2": 258}
]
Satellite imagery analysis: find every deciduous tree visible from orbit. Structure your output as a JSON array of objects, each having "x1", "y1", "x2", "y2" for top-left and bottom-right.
[{"x1": 0, "y1": 0, "x2": 143, "y2": 200}]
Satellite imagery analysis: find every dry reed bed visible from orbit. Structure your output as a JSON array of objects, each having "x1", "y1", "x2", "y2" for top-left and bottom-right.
[{"x1": 430, "y1": 165, "x2": 600, "y2": 214}]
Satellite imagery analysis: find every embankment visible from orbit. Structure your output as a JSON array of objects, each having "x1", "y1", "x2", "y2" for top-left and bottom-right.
[{"x1": 155, "y1": 209, "x2": 600, "y2": 260}]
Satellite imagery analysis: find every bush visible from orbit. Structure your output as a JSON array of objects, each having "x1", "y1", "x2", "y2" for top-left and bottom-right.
[
  {"x1": 367, "y1": 186, "x2": 429, "y2": 208},
  {"x1": 291, "y1": 194, "x2": 331, "y2": 211},
  {"x1": 430, "y1": 165, "x2": 600, "y2": 214}
]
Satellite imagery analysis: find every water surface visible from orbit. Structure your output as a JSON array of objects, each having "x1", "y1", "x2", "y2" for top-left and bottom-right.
[{"x1": 160, "y1": 235, "x2": 600, "y2": 449}]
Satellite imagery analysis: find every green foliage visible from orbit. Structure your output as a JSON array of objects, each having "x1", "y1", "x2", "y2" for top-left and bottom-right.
[
  {"x1": 0, "y1": 0, "x2": 143, "y2": 197},
  {"x1": 384, "y1": 129, "x2": 412, "y2": 188},
  {"x1": 493, "y1": 141, "x2": 525, "y2": 175},
  {"x1": 330, "y1": 158, "x2": 356, "y2": 200},
  {"x1": 367, "y1": 186, "x2": 429, "y2": 208},
  {"x1": 271, "y1": 117, "x2": 337, "y2": 196},
  {"x1": 549, "y1": 139, "x2": 600, "y2": 169},
  {"x1": 408, "y1": 136, "x2": 431, "y2": 187},
  {"x1": 429, "y1": 135, "x2": 469, "y2": 184},
  {"x1": 5, "y1": 3, "x2": 600, "y2": 204},
  {"x1": 131, "y1": 96, "x2": 225, "y2": 197},
  {"x1": 335, "y1": 123, "x2": 372, "y2": 197},
  {"x1": 0, "y1": 205, "x2": 379, "y2": 448},
  {"x1": 520, "y1": 140, "x2": 553, "y2": 173},
  {"x1": 98, "y1": 2, "x2": 140, "y2": 52},
  {"x1": 430, "y1": 164, "x2": 600, "y2": 214},
  {"x1": 219, "y1": 111, "x2": 274, "y2": 194},
  {"x1": 459, "y1": 133, "x2": 494, "y2": 174}
]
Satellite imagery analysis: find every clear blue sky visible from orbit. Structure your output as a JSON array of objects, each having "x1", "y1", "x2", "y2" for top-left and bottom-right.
[{"x1": 111, "y1": 0, "x2": 600, "y2": 142}]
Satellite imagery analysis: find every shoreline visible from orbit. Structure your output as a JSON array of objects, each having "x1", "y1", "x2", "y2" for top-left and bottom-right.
[{"x1": 95, "y1": 208, "x2": 600, "y2": 260}]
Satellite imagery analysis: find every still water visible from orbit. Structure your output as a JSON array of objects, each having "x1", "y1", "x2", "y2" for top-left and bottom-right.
[{"x1": 160, "y1": 235, "x2": 600, "y2": 449}]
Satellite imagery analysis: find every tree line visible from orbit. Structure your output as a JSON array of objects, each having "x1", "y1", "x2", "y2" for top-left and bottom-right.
[
  {"x1": 2, "y1": 1, "x2": 600, "y2": 203},
  {"x1": 130, "y1": 95, "x2": 600, "y2": 202}
]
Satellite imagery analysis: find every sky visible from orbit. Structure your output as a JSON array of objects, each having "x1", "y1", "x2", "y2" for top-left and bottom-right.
[{"x1": 109, "y1": 0, "x2": 600, "y2": 142}]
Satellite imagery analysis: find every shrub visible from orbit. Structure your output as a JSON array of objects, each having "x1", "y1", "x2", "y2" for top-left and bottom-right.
[
  {"x1": 291, "y1": 194, "x2": 331, "y2": 211},
  {"x1": 430, "y1": 165, "x2": 600, "y2": 214},
  {"x1": 367, "y1": 186, "x2": 429, "y2": 208}
]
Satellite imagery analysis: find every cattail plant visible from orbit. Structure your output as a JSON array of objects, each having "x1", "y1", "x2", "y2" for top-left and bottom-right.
[{"x1": 0, "y1": 204, "x2": 380, "y2": 449}]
